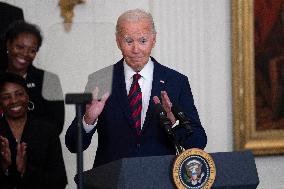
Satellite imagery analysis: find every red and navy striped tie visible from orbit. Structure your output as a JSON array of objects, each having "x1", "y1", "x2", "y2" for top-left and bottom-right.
[{"x1": 128, "y1": 73, "x2": 142, "y2": 135}]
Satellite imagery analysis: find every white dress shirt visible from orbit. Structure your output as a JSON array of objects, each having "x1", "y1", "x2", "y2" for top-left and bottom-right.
[
  {"x1": 124, "y1": 59, "x2": 154, "y2": 128},
  {"x1": 83, "y1": 59, "x2": 154, "y2": 132}
]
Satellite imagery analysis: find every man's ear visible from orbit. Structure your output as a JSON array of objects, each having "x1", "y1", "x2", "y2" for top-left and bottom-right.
[
  {"x1": 116, "y1": 34, "x2": 122, "y2": 50},
  {"x1": 152, "y1": 34, "x2": 157, "y2": 47}
]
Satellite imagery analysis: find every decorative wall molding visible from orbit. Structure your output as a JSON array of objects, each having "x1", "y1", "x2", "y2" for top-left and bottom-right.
[{"x1": 58, "y1": 0, "x2": 85, "y2": 31}]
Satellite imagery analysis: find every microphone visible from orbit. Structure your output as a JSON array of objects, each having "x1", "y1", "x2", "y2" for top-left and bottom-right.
[
  {"x1": 171, "y1": 105, "x2": 193, "y2": 135},
  {"x1": 154, "y1": 103, "x2": 172, "y2": 135}
]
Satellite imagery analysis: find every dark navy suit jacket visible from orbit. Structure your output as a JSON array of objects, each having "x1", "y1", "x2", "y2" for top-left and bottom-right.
[{"x1": 65, "y1": 57, "x2": 207, "y2": 167}]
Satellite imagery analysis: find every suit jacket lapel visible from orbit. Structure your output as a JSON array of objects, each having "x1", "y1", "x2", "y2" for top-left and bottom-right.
[
  {"x1": 112, "y1": 60, "x2": 135, "y2": 128},
  {"x1": 142, "y1": 59, "x2": 166, "y2": 133}
]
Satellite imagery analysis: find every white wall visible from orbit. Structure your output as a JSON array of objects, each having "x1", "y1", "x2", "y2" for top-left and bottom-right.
[{"x1": 2, "y1": 0, "x2": 284, "y2": 188}]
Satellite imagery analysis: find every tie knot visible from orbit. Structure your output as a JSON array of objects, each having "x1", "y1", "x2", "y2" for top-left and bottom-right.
[{"x1": 133, "y1": 73, "x2": 141, "y2": 82}]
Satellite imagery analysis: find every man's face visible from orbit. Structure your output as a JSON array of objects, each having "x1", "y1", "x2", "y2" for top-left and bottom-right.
[{"x1": 116, "y1": 19, "x2": 156, "y2": 72}]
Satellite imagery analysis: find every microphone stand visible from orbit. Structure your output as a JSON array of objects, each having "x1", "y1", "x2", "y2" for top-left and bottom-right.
[
  {"x1": 161, "y1": 121, "x2": 184, "y2": 155},
  {"x1": 155, "y1": 103, "x2": 185, "y2": 155},
  {"x1": 172, "y1": 122, "x2": 193, "y2": 150},
  {"x1": 65, "y1": 93, "x2": 92, "y2": 189},
  {"x1": 169, "y1": 131, "x2": 184, "y2": 155},
  {"x1": 168, "y1": 121, "x2": 191, "y2": 155}
]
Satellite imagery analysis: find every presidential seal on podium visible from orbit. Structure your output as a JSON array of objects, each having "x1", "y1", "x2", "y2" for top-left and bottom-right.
[{"x1": 172, "y1": 148, "x2": 216, "y2": 189}]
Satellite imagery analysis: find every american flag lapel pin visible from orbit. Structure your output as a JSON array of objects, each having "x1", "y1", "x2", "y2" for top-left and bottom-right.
[{"x1": 160, "y1": 80, "x2": 166, "y2": 90}]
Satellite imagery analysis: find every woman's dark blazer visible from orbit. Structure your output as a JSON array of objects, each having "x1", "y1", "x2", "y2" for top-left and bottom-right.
[
  {"x1": 26, "y1": 65, "x2": 65, "y2": 135},
  {"x1": 0, "y1": 115, "x2": 67, "y2": 189}
]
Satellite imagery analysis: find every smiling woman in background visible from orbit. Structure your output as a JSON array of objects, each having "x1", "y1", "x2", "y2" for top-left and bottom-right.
[
  {"x1": 2, "y1": 21, "x2": 65, "y2": 135},
  {"x1": 0, "y1": 73, "x2": 67, "y2": 189}
]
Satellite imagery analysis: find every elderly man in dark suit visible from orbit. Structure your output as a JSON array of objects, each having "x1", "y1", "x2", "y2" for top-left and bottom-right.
[{"x1": 65, "y1": 9, "x2": 207, "y2": 168}]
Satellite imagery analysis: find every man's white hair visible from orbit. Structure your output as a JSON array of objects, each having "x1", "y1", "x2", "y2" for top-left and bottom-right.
[{"x1": 116, "y1": 9, "x2": 156, "y2": 35}]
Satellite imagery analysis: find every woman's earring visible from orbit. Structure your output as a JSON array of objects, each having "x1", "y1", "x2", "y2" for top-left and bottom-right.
[
  {"x1": 6, "y1": 50, "x2": 9, "y2": 54},
  {"x1": 28, "y1": 101, "x2": 35, "y2": 111}
]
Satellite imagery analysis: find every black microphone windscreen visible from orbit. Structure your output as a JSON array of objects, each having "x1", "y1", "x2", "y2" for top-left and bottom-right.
[
  {"x1": 155, "y1": 103, "x2": 167, "y2": 116},
  {"x1": 171, "y1": 105, "x2": 193, "y2": 135},
  {"x1": 171, "y1": 105, "x2": 184, "y2": 118},
  {"x1": 154, "y1": 103, "x2": 172, "y2": 133},
  {"x1": 65, "y1": 93, "x2": 92, "y2": 104}
]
